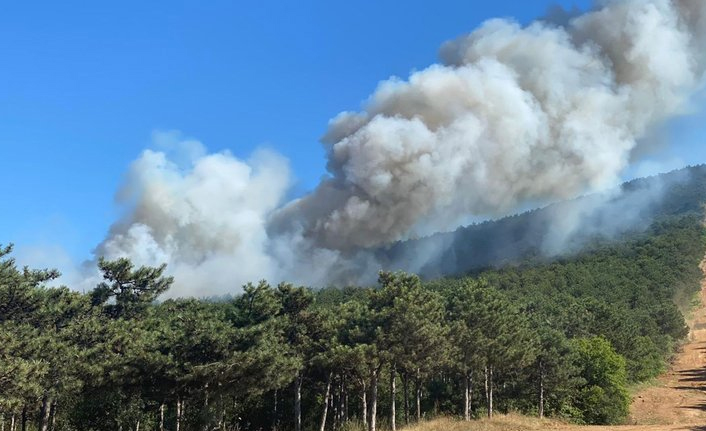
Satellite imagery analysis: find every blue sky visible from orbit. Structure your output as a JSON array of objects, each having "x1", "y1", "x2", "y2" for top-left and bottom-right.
[{"x1": 2, "y1": 0, "x2": 705, "y2": 268}]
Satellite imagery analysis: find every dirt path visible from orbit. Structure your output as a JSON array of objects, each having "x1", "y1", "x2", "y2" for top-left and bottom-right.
[
  {"x1": 558, "y1": 260, "x2": 706, "y2": 431},
  {"x1": 621, "y1": 260, "x2": 706, "y2": 430}
]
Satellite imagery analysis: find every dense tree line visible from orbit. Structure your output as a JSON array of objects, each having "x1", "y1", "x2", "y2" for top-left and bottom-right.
[{"x1": 1, "y1": 213, "x2": 704, "y2": 430}]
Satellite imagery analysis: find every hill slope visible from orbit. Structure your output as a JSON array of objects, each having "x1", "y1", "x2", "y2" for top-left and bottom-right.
[
  {"x1": 401, "y1": 257, "x2": 706, "y2": 431},
  {"x1": 380, "y1": 165, "x2": 706, "y2": 279}
]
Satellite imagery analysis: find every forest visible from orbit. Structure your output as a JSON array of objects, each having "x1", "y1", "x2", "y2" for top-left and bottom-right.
[{"x1": 1, "y1": 210, "x2": 704, "y2": 431}]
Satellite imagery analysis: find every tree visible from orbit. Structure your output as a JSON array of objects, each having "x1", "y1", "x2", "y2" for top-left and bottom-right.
[
  {"x1": 32, "y1": 288, "x2": 94, "y2": 431},
  {"x1": 572, "y1": 336, "x2": 630, "y2": 425},
  {"x1": 379, "y1": 272, "x2": 449, "y2": 427},
  {"x1": 0, "y1": 244, "x2": 63, "y2": 430},
  {"x1": 444, "y1": 279, "x2": 484, "y2": 421},
  {"x1": 232, "y1": 280, "x2": 282, "y2": 327},
  {"x1": 448, "y1": 281, "x2": 536, "y2": 418},
  {"x1": 531, "y1": 326, "x2": 578, "y2": 419},
  {"x1": 275, "y1": 282, "x2": 316, "y2": 431},
  {"x1": 91, "y1": 257, "x2": 173, "y2": 319},
  {"x1": 0, "y1": 323, "x2": 46, "y2": 425},
  {"x1": 336, "y1": 297, "x2": 377, "y2": 430}
]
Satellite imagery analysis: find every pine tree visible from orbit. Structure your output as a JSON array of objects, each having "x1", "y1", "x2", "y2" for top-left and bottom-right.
[{"x1": 91, "y1": 257, "x2": 173, "y2": 319}]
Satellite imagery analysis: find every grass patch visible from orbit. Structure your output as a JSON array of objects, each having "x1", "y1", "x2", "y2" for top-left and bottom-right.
[
  {"x1": 398, "y1": 414, "x2": 569, "y2": 431},
  {"x1": 628, "y1": 377, "x2": 663, "y2": 394}
]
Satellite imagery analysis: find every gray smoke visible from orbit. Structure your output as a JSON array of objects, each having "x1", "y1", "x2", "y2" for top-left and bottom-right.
[
  {"x1": 94, "y1": 132, "x2": 292, "y2": 297},
  {"x1": 93, "y1": 0, "x2": 706, "y2": 295},
  {"x1": 274, "y1": 0, "x2": 706, "y2": 251}
]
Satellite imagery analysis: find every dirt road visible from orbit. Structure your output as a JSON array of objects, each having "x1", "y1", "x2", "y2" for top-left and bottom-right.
[{"x1": 560, "y1": 261, "x2": 706, "y2": 431}]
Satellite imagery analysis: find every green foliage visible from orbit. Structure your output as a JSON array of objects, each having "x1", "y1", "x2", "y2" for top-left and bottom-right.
[
  {"x1": 92, "y1": 257, "x2": 173, "y2": 319},
  {"x1": 2, "y1": 168, "x2": 706, "y2": 429},
  {"x1": 571, "y1": 337, "x2": 630, "y2": 425}
]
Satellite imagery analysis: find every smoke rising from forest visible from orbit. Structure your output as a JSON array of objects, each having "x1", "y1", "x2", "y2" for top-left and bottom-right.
[{"x1": 92, "y1": 0, "x2": 706, "y2": 296}]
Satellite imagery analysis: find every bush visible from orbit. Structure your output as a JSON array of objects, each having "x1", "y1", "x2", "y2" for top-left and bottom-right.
[{"x1": 572, "y1": 337, "x2": 630, "y2": 424}]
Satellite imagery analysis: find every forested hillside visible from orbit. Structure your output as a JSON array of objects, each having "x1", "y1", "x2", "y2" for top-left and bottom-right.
[
  {"x1": 380, "y1": 165, "x2": 706, "y2": 278},
  {"x1": 2, "y1": 167, "x2": 706, "y2": 431}
]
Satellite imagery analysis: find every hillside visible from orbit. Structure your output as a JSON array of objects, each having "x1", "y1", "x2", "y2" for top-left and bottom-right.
[
  {"x1": 380, "y1": 165, "x2": 706, "y2": 279},
  {"x1": 398, "y1": 252, "x2": 706, "y2": 431}
]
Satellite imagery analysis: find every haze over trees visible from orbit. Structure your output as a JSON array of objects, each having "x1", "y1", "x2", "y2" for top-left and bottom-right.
[{"x1": 1, "y1": 167, "x2": 706, "y2": 430}]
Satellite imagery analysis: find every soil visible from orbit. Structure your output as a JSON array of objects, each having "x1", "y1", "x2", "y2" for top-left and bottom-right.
[{"x1": 556, "y1": 259, "x2": 706, "y2": 431}]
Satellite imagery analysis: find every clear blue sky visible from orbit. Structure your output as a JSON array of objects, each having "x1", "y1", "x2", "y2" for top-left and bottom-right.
[{"x1": 2, "y1": 0, "x2": 704, "y2": 266}]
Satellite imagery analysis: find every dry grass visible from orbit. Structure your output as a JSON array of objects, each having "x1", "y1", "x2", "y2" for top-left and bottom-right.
[
  {"x1": 399, "y1": 414, "x2": 571, "y2": 431},
  {"x1": 396, "y1": 416, "x2": 686, "y2": 431}
]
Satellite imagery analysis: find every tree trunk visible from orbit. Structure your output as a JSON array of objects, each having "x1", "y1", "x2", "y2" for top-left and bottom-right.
[
  {"x1": 487, "y1": 366, "x2": 494, "y2": 418},
  {"x1": 340, "y1": 380, "x2": 348, "y2": 424},
  {"x1": 361, "y1": 379, "x2": 367, "y2": 430},
  {"x1": 20, "y1": 407, "x2": 26, "y2": 431},
  {"x1": 159, "y1": 403, "x2": 165, "y2": 431},
  {"x1": 415, "y1": 369, "x2": 421, "y2": 421},
  {"x1": 390, "y1": 365, "x2": 396, "y2": 431},
  {"x1": 484, "y1": 367, "x2": 488, "y2": 408},
  {"x1": 49, "y1": 401, "x2": 57, "y2": 431},
  {"x1": 176, "y1": 398, "x2": 182, "y2": 431},
  {"x1": 469, "y1": 375, "x2": 473, "y2": 420},
  {"x1": 320, "y1": 372, "x2": 333, "y2": 431},
  {"x1": 295, "y1": 373, "x2": 303, "y2": 431},
  {"x1": 368, "y1": 368, "x2": 378, "y2": 431},
  {"x1": 135, "y1": 420, "x2": 140, "y2": 431},
  {"x1": 10, "y1": 415, "x2": 15, "y2": 431},
  {"x1": 39, "y1": 394, "x2": 53, "y2": 431},
  {"x1": 539, "y1": 362, "x2": 545, "y2": 419},
  {"x1": 464, "y1": 373, "x2": 471, "y2": 421},
  {"x1": 332, "y1": 378, "x2": 338, "y2": 431},
  {"x1": 403, "y1": 374, "x2": 409, "y2": 424},
  {"x1": 273, "y1": 390, "x2": 278, "y2": 431},
  {"x1": 336, "y1": 374, "x2": 346, "y2": 429}
]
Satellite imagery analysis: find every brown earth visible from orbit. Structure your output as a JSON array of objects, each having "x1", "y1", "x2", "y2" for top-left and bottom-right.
[
  {"x1": 591, "y1": 258, "x2": 706, "y2": 431},
  {"x1": 542, "y1": 257, "x2": 706, "y2": 431},
  {"x1": 403, "y1": 259, "x2": 706, "y2": 431}
]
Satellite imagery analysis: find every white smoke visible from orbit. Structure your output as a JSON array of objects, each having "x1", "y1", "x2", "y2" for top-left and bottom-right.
[
  {"x1": 95, "y1": 131, "x2": 290, "y2": 297},
  {"x1": 92, "y1": 0, "x2": 706, "y2": 295}
]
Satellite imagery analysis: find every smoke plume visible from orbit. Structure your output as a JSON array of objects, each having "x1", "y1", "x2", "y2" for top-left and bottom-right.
[
  {"x1": 95, "y1": 132, "x2": 291, "y2": 297},
  {"x1": 94, "y1": 0, "x2": 706, "y2": 295}
]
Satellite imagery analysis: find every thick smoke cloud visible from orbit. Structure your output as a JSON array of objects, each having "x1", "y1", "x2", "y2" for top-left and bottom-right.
[
  {"x1": 94, "y1": 0, "x2": 706, "y2": 295},
  {"x1": 95, "y1": 132, "x2": 291, "y2": 297},
  {"x1": 274, "y1": 0, "x2": 706, "y2": 250}
]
